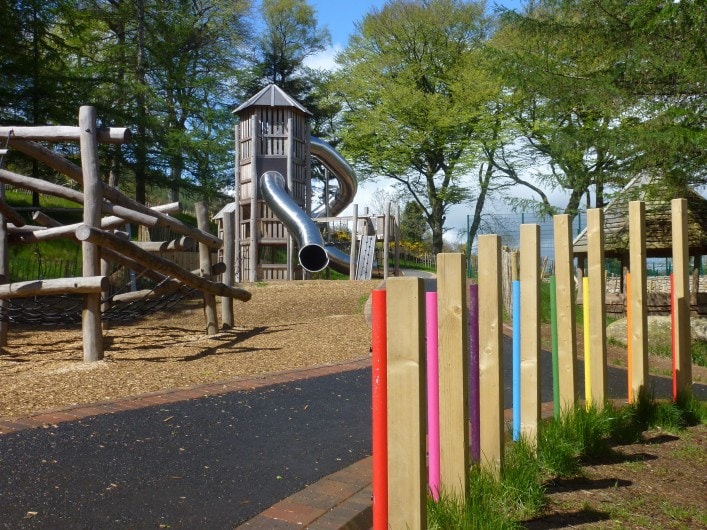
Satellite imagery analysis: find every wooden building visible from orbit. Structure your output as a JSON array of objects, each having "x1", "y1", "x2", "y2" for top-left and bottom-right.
[{"x1": 232, "y1": 84, "x2": 312, "y2": 282}]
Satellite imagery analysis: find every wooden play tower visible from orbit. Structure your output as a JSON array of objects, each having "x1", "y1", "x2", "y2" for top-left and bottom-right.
[{"x1": 233, "y1": 84, "x2": 312, "y2": 282}]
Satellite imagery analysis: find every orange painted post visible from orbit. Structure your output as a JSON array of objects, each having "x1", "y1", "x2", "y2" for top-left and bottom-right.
[{"x1": 371, "y1": 289, "x2": 388, "y2": 529}]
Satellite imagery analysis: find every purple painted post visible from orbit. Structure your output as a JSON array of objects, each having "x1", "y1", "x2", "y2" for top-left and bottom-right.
[
  {"x1": 469, "y1": 284, "x2": 480, "y2": 463},
  {"x1": 426, "y1": 291, "x2": 440, "y2": 500}
]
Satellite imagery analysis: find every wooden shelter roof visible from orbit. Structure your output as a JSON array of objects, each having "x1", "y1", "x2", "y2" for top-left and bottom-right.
[
  {"x1": 573, "y1": 175, "x2": 707, "y2": 259},
  {"x1": 233, "y1": 83, "x2": 312, "y2": 116}
]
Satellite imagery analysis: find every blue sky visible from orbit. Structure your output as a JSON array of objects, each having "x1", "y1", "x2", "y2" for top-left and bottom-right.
[{"x1": 310, "y1": 0, "x2": 526, "y2": 48}]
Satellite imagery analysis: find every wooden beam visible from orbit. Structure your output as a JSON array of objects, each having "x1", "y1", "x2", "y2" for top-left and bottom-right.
[
  {"x1": 1, "y1": 126, "x2": 131, "y2": 144},
  {"x1": 75, "y1": 224, "x2": 250, "y2": 302},
  {"x1": 587, "y1": 208, "x2": 607, "y2": 408},
  {"x1": 132, "y1": 237, "x2": 195, "y2": 252},
  {"x1": 0, "y1": 276, "x2": 108, "y2": 299},
  {"x1": 10, "y1": 203, "x2": 180, "y2": 244},
  {"x1": 436, "y1": 253, "x2": 469, "y2": 496},
  {"x1": 628, "y1": 201, "x2": 649, "y2": 401},
  {"x1": 520, "y1": 224, "x2": 541, "y2": 442},
  {"x1": 385, "y1": 277, "x2": 426, "y2": 529},
  {"x1": 196, "y1": 201, "x2": 218, "y2": 335},
  {"x1": 478, "y1": 235, "x2": 504, "y2": 474},
  {"x1": 79, "y1": 106, "x2": 104, "y2": 362},
  {"x1": 6, "y1": 138, "x2": 222, "y2": 250},
  {"x1": 671, "y1": 198, "x2": 692, "y2": 396},
  {"x1": 221, "y1": 210, "x2": 235, "y2": 328},
  {"x1": 553, "y1": 214, "x2": 578, "y2": 409},
  {"x1": 0, "y1": 197, "x2": 25, "y2": 227}
]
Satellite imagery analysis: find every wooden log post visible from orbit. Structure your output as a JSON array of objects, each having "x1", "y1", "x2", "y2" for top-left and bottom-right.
[
  {"x1": 386, "y1": 277, "x2": 426, "y2": 530},
  {"x1": 628, "y1": 201, "x2": 649, "y2": 401},
  {"x1": 195, "y1": 202, "x2": 218, "y2": 335},
  {"x1": 394, "y1": 203, "x2": 401, "y2": 276},
  {"x1": 5, "y1": 139, "x2": 222, "y2": 250},
  {"x1": 11, "y1": 203, "x2": 181, "y2": 245},
  {"x1": 79, "y1": 106, "x2": 104, "y2": 362},
  {"x1": 520, "y1": 224, "x2": 541, "y2": 442},
  {"x1": 221, "y1": 210, "x2": 235, "y2": 329},
  {"x1": 553, "y1": 214, "x2": 578, "y2": 410},
  {"x1": 478, "y1": 235, "x2": 504, "y2": 474},
  {"x1": 0, "y1": 125, "x2": 130, "y2": 143},
  {"x1": 0, "y1": 183, "x2": 8, "y2": 346},
  {"x1": 0, "y1": 276, "x2": 109, "y2": 298},
  {"x1": 587, "y1": 208, "x2": 607, "y2": 408},
  {"x1": 671, "y1": 198, "x2": 692, "y2": 397},
  {"x1": 436, "y1": 253, "x2": 469, "y2": 497},
  {"x1": 75, "y1": 224, "x2": 251, "y2": 302}
]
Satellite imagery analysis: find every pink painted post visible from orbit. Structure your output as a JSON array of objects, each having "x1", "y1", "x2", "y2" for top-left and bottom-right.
[
  {"x1": 469, "y1": 284, "x2": 480, "y2": 462},
  {"x1": 426, "y1": 291, "x2": 440, "y2": 500}
]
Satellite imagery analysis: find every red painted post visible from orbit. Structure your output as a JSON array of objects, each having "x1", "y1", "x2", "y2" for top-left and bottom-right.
[{"x1": 371, "y1": 289, "x2": 388, "y2": 529}]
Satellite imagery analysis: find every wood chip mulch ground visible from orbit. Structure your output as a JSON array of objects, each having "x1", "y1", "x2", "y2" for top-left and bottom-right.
[{"x1": 0, "y1": 280, "x2": 380, "y2": 419}]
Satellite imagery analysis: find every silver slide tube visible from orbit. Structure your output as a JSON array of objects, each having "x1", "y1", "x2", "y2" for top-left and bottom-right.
[
  {"x1": 259, "y1": 171, "x2": 329, "y2": 273},
  {"x1": 310, "y1": 136, "x2": 358, "y2": 218}
]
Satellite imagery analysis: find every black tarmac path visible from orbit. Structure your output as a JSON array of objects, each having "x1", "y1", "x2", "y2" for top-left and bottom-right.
[{"x1": 0, "y1": 367, "x2": 372, "y2": 529}]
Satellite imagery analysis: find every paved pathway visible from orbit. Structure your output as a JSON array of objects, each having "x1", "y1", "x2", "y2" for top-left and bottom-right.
[{"x1": 0, "y1": 361, "x2": 372, "y2": 529}]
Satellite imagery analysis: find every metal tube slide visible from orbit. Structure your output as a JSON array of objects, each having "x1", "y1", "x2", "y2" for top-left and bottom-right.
[
  {"x1": 310, "y1": 136, "x2": 357, "y2": 218},
  {"x1": 259, "y1": 171, "x2": 329, "y2": 273}
]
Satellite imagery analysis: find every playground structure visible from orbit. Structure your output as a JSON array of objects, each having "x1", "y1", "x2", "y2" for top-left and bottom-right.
[
  {"x1": 227, "y1": 84, "x2": 399, "y2": 282},
  {"x1": 0, "y1": 106, "x2": 251, "y2": 363},
  {"x1": 371, "y1": 201, "x2": 696, "y2": 529}
]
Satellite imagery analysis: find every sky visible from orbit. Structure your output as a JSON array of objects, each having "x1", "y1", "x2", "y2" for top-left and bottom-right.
[{"x1": 301, "y1": 0, "x2": 537, "y2": 243}]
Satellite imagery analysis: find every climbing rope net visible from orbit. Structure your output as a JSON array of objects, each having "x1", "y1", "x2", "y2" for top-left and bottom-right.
[{"x1": 0, "y1": 273, "x2": 198, "y2": 326}]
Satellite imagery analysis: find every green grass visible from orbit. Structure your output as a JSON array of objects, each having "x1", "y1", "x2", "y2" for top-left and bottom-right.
[{"x1": 427, "y1": 394, "x2": 705, "y2": 528}]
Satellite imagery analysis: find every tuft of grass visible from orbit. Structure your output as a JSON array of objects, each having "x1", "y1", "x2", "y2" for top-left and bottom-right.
[{"x1": 501, "y1": 438, "x2": 546, "y2": 519}]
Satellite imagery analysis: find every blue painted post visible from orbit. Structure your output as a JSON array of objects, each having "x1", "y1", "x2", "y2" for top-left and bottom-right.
[{"x1": 512, "y1": 279, "x2": 521, "y2": 441}]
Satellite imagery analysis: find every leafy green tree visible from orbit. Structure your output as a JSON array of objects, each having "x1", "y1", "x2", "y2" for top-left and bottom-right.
[
  {"x1": 331, "y1": 0, "x2": 492, "y2": 253},
  {"x1": 492, "y1": 0, "x2": 706, "y2": 214},
  {"x1": 237, "y1": 0, "x2": 330, "y2": 115},
  {"x1": 400, "y1": 201, "x2": 429, "y2": 246}
]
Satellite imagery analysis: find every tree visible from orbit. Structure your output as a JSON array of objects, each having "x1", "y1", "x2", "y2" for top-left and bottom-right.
[
  {"x1": 491, "y1": 0, "x2": 706, "y2": 214},
  {"x1": 400, "y1": 201, "x2": 429, "y2": 245},
  {"x1": 332, "y1": 0, "x2": 492, "y2": 253},
  {"x1": 237, "y1": 0, "x2": 330, "y2": 113}
]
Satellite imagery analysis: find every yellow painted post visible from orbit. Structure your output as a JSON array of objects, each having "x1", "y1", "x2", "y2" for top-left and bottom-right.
[
  {"x1": 587, "y1": 208, "x2": 607, "y2": 409},
  {"x1": 671, "y1": 198, "x2": 692, "y2": 396},
  {"x1": 520, "y1": 224, "x2": 541, "y2": 442},
  {"x1": 437, "y1": 253, "x2": 469, "y2": 499},
  {"x1": 478, "y1": 235, "x2": 504, "y2": 474},
  {"x1": 386, "y1": 277, "x2": 427, "y2": 529},
  {"x1": 629, "y1": 201, "x2": 649, "y2": 401},
  {"x1": 553, "y1": 214, "x2": 578, "y2": 410},
  {"x1": 583, "y1": 277, "x2": 591, "y2": 408}
]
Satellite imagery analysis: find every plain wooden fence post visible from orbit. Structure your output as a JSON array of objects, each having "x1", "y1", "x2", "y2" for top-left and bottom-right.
[
  {"x1": 79, "y1": 106, "x2": 104, "y2": 362},
  {"x1": 386, "y1": 277, "x2": 426, "y2": 529},
  {"x1": 437, "y1": 253, "x2": 469, "y2": 498},
  {"x1": 553, "y1": 215, "x2": 578, "y2": 409},
  {"x1": 478, "y1": 235, "x2": 504, "y2": 474},
  {"x1": 0, "y1": 182, "x2": 8, "y2": 346},
  {"x1": 350, "y1": 204, "x2": 358, "y2": 280},
  {"x1": 671, "y1": 198, "x2": 692, "y2": 396},
  {"x1": 628, "y1": 201, "x2": 649, "y2": 400},
  {"x1": 520, "y1": 224, "x2": 541, "y2": 442},
  {"x1": 587, "y1": 208, "x2": 607, "y2": 408},
  {"x1": 222, "y1": 210, "x2": 235, "y2": 329},
  {"x1": 196, "y1": 201, "x2": 218, "y2": 335},
  {"x1": 383, "y1": 201, "x2": 390, "y2": 279}
]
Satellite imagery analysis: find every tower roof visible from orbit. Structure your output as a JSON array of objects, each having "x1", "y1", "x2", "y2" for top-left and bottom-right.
[{"x1": 233, "y1": 84, "x2": 312, "y2": 115}]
